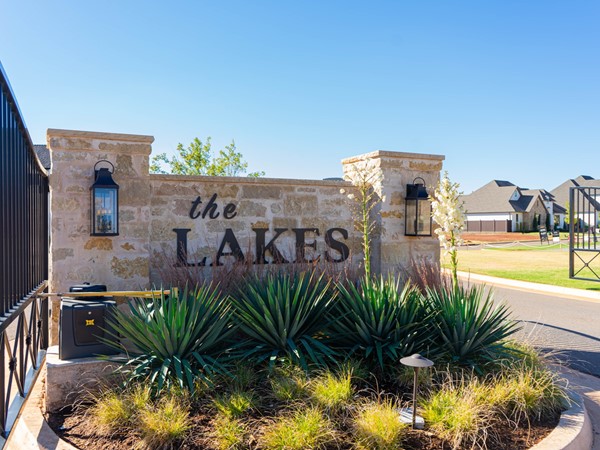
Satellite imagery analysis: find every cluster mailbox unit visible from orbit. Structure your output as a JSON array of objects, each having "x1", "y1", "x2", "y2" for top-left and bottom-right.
[{"x1": 59, "y1": 283, "x2": 119, "y2": 360}]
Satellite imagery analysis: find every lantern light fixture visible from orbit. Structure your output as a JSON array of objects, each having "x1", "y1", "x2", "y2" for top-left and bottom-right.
[
  {"x1": 404, "y1": 177, "x2": 432, "y2": 236},
  {"x1": 90, "y1": 160, "x2": 119, "y2": 236}
]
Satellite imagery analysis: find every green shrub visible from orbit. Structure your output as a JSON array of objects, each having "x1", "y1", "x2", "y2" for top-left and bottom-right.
[
  {"x1": 425, "y1": 284, "x2": 519, "y2": 371},
  {"x1": 105, "y1": 285, "x2": 234, "y2": 393},
  {"x1": 231, "y1": 271, "x2": 335, "y2": 368},
  {"x1": 353, "y1": 398, "x2": 406, "y2": 450},
  {"x1": 329, "y1": 276, "x2": 428, "y2": 371},
  {"x1": 261, "y1": 407, "x2": 335, "y2": 450}
]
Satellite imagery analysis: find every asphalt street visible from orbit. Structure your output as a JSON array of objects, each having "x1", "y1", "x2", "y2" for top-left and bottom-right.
[{"x1": 488, "y1": 285, "x2": 600, "y2": 377}]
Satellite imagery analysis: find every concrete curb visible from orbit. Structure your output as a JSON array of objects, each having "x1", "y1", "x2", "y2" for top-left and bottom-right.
[
  {"x1": 8, "y1": 364, "x2": 594, "y2": 450},
  {"x1": 456, "y1": 270, "x2": 600, "y2": 303},
  {"x1": 530, "y1": 391, "x2": 593, "y2": 450}
]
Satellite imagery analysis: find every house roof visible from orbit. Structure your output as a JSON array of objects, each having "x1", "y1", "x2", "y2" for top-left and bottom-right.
[
  {"x1": 34, "y1": 144, "x2": 51, "y2": 169},
  {"x1": 461, "y1": 180, "x2": 544, "y2": 214},
  {"x1": 550, "y1": 175, "x2": 600, "y2": 209}
]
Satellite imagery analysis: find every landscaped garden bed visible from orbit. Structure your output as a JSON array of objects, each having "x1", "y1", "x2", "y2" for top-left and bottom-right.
[{"x1": 45, "y1": 265, "x2": 568, "y2": 450}]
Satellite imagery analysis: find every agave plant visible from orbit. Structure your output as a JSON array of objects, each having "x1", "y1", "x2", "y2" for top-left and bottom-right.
[
  {"x1": 231, "y1": 271, "x2": 335, "y2": 368},
  {"x1": 104, "y1": 285, "x2": 234, "y2": 393},
  {"x1": 328, "y1": 276, "x2": 428, "y2": 371},
  {"x1": 425, "y1": 284, "x2": 520, "y2": 370}
]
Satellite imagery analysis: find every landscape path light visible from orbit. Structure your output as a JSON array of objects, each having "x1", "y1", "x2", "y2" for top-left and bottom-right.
[
  {"x1": 400, "y1": 353, "x2": 434, "y2": 429},
  {"x1": 90, "y1": 160, "x2": 119, "y2": 236}
]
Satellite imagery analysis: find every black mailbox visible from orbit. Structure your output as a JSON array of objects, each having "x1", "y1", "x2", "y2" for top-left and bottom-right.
[{"x1": 59, "y1": 283, "x2": 119, "y2": 360}]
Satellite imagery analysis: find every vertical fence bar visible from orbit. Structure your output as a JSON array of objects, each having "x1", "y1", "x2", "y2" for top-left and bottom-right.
[{"x1": 0, "y1": 62, "x2": 49, "y2": 442}]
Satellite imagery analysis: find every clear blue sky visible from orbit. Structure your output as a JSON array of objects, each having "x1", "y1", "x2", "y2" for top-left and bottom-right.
[{"x1": 2, "y1": 1, "x2": 599, "y2": 193}]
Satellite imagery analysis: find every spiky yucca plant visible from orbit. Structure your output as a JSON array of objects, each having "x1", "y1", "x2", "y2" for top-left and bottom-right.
[
  {"x1": 426, "y1": 284, "x2": 520, "y2": 371},
  {"x1": 105, "y1": 285, "x2": 234, "y2": 393},
  {"x1": 231, "y1": 271, "x2": 335, "y2": 368},
  {"x1": 329, "y1": 276, "x2": 428, "y2": 371}
]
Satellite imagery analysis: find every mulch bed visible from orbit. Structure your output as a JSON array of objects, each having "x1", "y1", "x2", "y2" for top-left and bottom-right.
[{"x1": 46, "y1": 403, "x2": 558, "y2": 450}]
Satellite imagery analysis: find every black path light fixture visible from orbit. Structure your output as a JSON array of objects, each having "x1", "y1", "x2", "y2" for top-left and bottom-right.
[
  {"x1": 400, "y1": 353, "x2": 434, "y2": 429},
  {"x1": 405, "y1": 177, "x2": 432, "y2": 236},
  {"x1": 90, "y1": 160, "x2": 119, "y2": 236}
]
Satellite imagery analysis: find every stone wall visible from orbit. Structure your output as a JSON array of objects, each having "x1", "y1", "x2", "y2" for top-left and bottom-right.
[{"x1": 47, "y1": 128, "x2": 444, "y2": 344}]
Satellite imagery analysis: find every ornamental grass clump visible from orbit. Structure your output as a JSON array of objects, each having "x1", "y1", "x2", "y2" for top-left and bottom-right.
[
  {"x1": 353, "y1": 398, "x2": 407, "y2": 450},
  {"x1": 138, "y1": 395, "x2": 191, "y2": 449},
  {"x1": 425, "y1": 284, "x2": 520, "y2": 372},
  {"x1": 421, "y1": 377, "x2": 491, "y2": 449},
  {"x1": 231, "y1": 271, "x2": 336, "y2": 368},
  {"x1": 270, "y1": 364, "x2": 309, "y2": 402},
  {"x1": 260, "y1": 406, "x2": 336, "y2": 450},
  {"x1": 105, "y1": 285, "x2": 234, "y2": 393},
  {"x1": 493, "y1": 362, "x2": 569, "y2": 424},
  {"x1": 329, "y1": 276, "x2": 428, "y2": 372},
  {"x1": 211, "y1": 415, "x2": 246, "y2": 450},
  {"x1": 90, "y1": 390, "x2": 132, "y2": 432},
  {"x1": 213, "y1": 390, "x2": 257, "y2": 418},
  {"x1": 309, "y1": 368, "x2": 354, "y2": 411}
]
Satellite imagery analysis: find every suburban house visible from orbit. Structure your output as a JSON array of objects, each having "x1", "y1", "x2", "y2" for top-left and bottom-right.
[
  {"x1": 551, "y1": 175, "x2": 600, "y2": 230},
  {"x1": 461, "y1": 180, "x2": 551, "y2": 232}
]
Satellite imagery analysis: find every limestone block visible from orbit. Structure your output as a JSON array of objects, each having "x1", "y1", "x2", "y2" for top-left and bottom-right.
[
  {"x1": 205, "y1": 220, "x2": 247, "y2": 233},
  {"x1": 53, "y1": 248, "x2": 74, "y2": 261},
  {"x1": 284, "y1": 194, "x2": 318, "y2": 216},
  {"x1": 272, "y1": 217, "x2": 299, "y2": 229},
  {"x1": 84, "y1": 237, "x2": 113, "y2": 251},
  {"x1": 238, "y1": 200, "x2": 267, "y2": 217},
  {"x1": 242, "y1": 185, "x2": 282, "y2": 199},
  {"x1": 120, "y1": 179, "x2": 152, "y2": 206},
  {"x1": 111, "y1": 256, "x2": 149, "y2": 279},
  {"x1": 98, "y1": 142, "x2": 152, "y2": 155}
]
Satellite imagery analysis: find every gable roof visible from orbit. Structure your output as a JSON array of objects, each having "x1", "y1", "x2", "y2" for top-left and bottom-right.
[
  {"x1": 461, "y1": 180, "x2": 545, "y2": 215},
  {"x1": 550, "y1": 176, "x2": 600, "y2": 208}
]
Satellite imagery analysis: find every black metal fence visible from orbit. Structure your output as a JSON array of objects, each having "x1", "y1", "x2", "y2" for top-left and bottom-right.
[
  {"x1": 0, "y1": 62, "x2": 49, "y2": 441},
  {"x1": 569, "y1": 186, "x2": 600, "y2": 281}
]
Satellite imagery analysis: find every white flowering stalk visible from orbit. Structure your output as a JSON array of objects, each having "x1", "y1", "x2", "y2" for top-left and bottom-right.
[
  {"x1": 431, "y1": 171, "x2": 465, "y2": 288},
  {"x1": 343, "y1": 159, "x2": 383, "y2": 279}
]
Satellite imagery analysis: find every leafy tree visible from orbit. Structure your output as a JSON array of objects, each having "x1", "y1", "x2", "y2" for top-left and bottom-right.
[{"x1": 151, "y1": 136, "x2": 265, "y2": 177}]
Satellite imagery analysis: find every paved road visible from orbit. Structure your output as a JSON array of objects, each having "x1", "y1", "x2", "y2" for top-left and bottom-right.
[{"x1": 488, "y1": 285, "x2": 600, "y2": 377}]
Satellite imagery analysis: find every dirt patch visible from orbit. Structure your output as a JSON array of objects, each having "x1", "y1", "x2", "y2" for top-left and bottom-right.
[{"x1": 463, "y1": 232, "x2": 547, "y2": 244}]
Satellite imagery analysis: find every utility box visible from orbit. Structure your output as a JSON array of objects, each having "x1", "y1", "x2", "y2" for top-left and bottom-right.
[{"x1": 59, "y1": 284, "x2": 119, "y2": 360}]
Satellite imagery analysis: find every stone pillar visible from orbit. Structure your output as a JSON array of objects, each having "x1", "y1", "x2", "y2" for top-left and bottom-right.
[
  {"x1": 47, "y1": 129, "x2": 154, "y2": 344},
  {"x1": 342, "y1": 151, "x2": 445, "y2": 275}
]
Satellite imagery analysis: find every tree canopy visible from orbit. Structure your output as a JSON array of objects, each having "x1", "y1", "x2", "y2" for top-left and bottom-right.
[{"x1": 150, "y1": 136, "x2": 265, "y2": 177}]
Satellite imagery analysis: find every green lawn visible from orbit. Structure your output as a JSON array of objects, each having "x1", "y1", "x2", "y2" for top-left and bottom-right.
[{"x1": 444, "y1": 246, "x2": 600, "y2": 291}]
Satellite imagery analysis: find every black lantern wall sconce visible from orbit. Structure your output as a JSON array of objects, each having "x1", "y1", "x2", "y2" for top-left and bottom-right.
[
  {"x1": 90, "y1": 160, "x2": 119, "y2": 236},
  {"x1": 405, "y1": 177, "x2": 432, "y2": 236}
]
